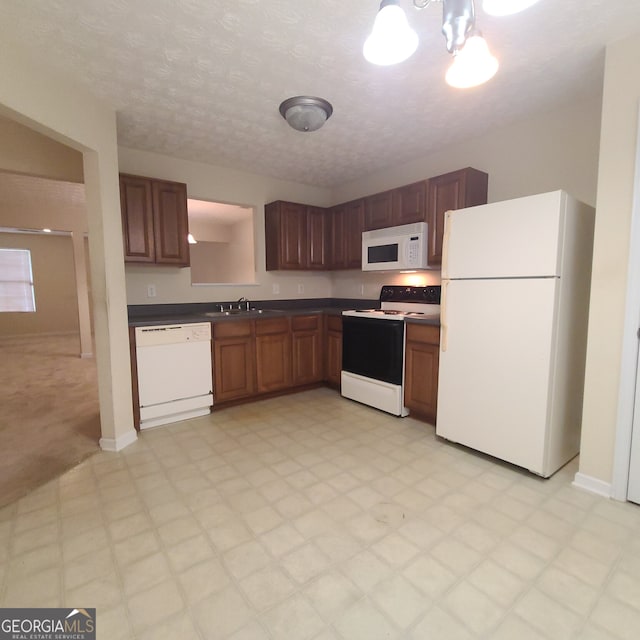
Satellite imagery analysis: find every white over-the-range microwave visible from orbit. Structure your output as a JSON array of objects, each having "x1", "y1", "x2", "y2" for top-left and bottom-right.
[{"x1": 361, "y1": 222, "x2": 432, "y2": 271}]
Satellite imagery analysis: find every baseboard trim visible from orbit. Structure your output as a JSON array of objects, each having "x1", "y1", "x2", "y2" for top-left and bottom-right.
[
  {"x1": 572, "y1": 472, "x2": 612, "y2": 498},
  {"x1": 99, "y1": 429, "x2": 138, "y2": 452}
]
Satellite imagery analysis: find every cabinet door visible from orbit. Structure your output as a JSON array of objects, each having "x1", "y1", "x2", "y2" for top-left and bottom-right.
[
  {"x1": 120, "y1": 175, "x2": 155, "y2": 263},
  {"x1": 325, "y1": 315, "x2": 343, "y2": 388},
  {"x1": 344, "y1": 199, "x2": 365, "y2": 269},
  {"x1": 307, "y1": 206, "x2": 329, "y2": 270},
  {"x1": 265, "y1": 201, "x2": 307, "y2": 270},
  {"x1": 213, "y1": 337, "x2": 255, "y2": 402},
  {"x1": 364, "y1": 190, "x2": 394, "y2": 230},
  {"x1": 151, "y1": 180, "x2": 190, "y2": 265},
  {"x1": 213, "y1": 321, "x2": 255, "y2": 402},
  {"x1": 329, "y1": 205, "x2": 346, "y2": 269},
  {"x1": 404, "y1": 324, "x2": 440, "y2": 423},
  {"x1": 394, "y1": 181, "x2": 427, "y2": 226},
  {"x1": 292, "y1": 315, "x2": 323, "y2": 384},
  {"x1": 427, "y1": 168, "x2": 488, "y2": 265},
  {"x1": 255, "y1": 318, "x2": 292, "y2": 392}
]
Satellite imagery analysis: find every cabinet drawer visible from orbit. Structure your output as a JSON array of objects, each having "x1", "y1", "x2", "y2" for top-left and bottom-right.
[
  {"x1": 213, "y1": 320, "x2": 253, "y2": 339},
  {"x1": 255, "y1": 317, "x2": 290, "y2": 335},
  {"x1": 406, "y1": 323, "x2": 440, "y2": 345},
  {"x1": 327, "y1": 315, "x2": 343, "y2": 332},
  {"x1": 292, "y1": 314, "x2": 321, "y2": 332}
]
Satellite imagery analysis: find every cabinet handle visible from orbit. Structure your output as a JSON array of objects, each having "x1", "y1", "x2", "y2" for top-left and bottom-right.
[{"x1": 441, "y1": 210, "x2": 453, "y2": 280}]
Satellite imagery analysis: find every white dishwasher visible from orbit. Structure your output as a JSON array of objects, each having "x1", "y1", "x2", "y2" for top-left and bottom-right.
[{"x1": 135, "y1": 322, "x2": 213, "y2": 430}]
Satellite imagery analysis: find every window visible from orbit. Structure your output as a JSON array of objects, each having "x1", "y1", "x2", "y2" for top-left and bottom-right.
[{"x1": 0, "y1": 248, "x2": 36, "y2": 312}]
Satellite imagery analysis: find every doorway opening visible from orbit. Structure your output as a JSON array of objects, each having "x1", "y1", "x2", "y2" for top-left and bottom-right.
[{"x1": 187, "y1": 199, "x2": 256, "y2": 285}]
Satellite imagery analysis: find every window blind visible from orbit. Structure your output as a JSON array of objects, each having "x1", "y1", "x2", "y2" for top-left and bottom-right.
[{"x1": 0, "y1": 248, "x2": 36, "y2": 312}]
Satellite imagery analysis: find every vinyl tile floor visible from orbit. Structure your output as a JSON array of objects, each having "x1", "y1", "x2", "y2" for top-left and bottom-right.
[{"x1": 1, "y1": 387, "x2": 639, "y2": 639}]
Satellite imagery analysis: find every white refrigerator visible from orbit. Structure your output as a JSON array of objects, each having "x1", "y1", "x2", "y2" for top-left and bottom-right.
[{"x1": 436, "y1": 191, "x2": 595, "y2": 477}]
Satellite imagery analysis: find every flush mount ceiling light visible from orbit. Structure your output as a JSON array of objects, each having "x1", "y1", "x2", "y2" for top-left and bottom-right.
[
  {"x1": 279, "y1": 96, "x2": 333, "y2": 132},
  {"x1": 364, "y1": 0, "x2": 539, "y2": 87}
]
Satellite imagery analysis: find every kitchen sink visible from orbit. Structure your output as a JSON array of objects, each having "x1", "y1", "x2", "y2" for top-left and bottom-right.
[{"x1": 202, "y1": 309, "x2": 285, "y2": 318}]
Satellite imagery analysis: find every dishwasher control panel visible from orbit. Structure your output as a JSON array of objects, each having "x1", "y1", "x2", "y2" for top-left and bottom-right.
[{"x1": 135, "y1": 322, "x2": 211, "y2": 347}]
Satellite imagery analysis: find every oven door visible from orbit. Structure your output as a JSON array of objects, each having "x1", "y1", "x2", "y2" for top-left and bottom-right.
[{"x1": 342, "y1": 316, "x2": 405, "y2": 385}]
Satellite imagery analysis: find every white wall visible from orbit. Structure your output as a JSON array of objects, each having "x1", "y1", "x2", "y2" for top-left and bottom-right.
[
  {"x1": 332, "y1": 96, "x2": 601, "y2": 208},
  {"x1": 228, "y1": 217, "x2": 256, "y2": 284},
  {"x1": 0, "y1": 43, "x2": 136, "y2": 450},
  {"x1": 0, "y1": 233, "x2": 80, "y2": 336},
  {"x1": 331, "y1": 95, "x2": 603, "y2": 300},
  {"x1": 579, "y1": 33, "x2": 640, "y2": 488},
  {"x1": 0, "y1": 115, "x2": 84, "y2": 182},
  {"x1": 190, "y1": 242, "x2": 231, "y2": 284},
  {"x1": 122, "y1": 97, "x2": 602, "y2": 307},
  {"x1": 119, "y1": 147, "x2": 334, "y2": 304}
]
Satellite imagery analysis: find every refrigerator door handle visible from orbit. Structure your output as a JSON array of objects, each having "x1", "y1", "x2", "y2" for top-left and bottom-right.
[
  {"x1": 440, "y1": 279, "x2": 448, "y2": 352},
  {"x1": 441, "y1": 210, "x2": 453, "y2": 280}
]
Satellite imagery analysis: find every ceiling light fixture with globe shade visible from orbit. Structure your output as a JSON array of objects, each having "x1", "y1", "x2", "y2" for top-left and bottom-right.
[
  {"x1": 363, "y1": 0, "x2": 541, "y2": 88},
  {"x1": 279, "y1": 96, "x2": 333, "y2": 132}
]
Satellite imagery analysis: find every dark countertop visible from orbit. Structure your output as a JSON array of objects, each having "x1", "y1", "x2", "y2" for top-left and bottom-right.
[
  {"x1": 405, "y1": 316, "x2": 441, "y2": 327},
  {"x1": 128, "y1": 299, "x2": 441, "y2": 328},
  {"x1": 128, "y1": 298, "x2": 377, "y2": 327}
]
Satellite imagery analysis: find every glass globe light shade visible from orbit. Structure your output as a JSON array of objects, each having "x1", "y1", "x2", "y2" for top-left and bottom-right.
[
  {"x1": 363, "y1": 1, "x2": 419, "y2": 66},
  {"x1": 279, "y1": 96, "x2": 333, "y2": 132},
  {"x1": 445, "y1": 33, "x2": 499, "y2": 88}
]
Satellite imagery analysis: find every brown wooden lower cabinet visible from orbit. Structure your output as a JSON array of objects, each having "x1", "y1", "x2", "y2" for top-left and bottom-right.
[
  {"x1": 255, "y1": 317, "x2": 292, "y2": 393},
  {"x1": 132, "y1": 313, "x2": 341, "y2": 419},
  {"x1": 325, "y1": 314, "x2": 343, "y2": 388},
  {"x1": 292, "y1": 315, "x2": 323, "y2": 385},
  {"x1": 404, "y1": 323, "x2": 440, "y2": 423},
  {"x1": 213, "y1": 321, "x2": 255, "y2": 402}
]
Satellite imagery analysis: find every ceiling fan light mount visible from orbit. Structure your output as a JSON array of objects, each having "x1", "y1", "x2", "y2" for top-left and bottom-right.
[
  {"x1": 442, "y1": 0, "x2": 475, "y2": 54},
  {"x1": 482, "y1": 0, "x2": 541, "y2": 16},
  {"x1": 279, "y1": 96, "x2": 333, "y2": 132}
]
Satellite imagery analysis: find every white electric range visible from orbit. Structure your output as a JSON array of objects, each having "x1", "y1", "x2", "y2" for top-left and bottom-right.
[{"x1": 341, "y1": 285, "x2": 441, "y2": 416}]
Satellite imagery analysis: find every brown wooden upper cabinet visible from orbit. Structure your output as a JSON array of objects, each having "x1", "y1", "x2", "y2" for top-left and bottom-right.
[
  {"x1": 427, "y1": 167, "x2": 488, "y2": 265},
  {"x1": 307, "y1": 205, "x2": 330, "y2": 270},
  {"x1": 395, "y1": 180, "x2": 428, "y2": 226},
  {"x1": 120, "y1": 173, "x2": 190, "y2": 266},
  {"x1": 364, "y1": 190, "x2": 395, "y2": 230},
  {"x1": 265, "y1": 200, "x2": 329, "y2": 270},
  {"x1": 265, "y1": 167, "x2": 487, "y2": 271},
  {"x1": 364, "y1": 181, "x2": 427, "y2": 231},
  {"x1": 330, "y1": 199, "x2": 364, "y2": 270}
]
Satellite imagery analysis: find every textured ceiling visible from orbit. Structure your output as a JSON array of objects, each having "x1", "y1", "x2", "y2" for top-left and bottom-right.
[{"x1": 1, "y1": 0, "x2": 639, "y2": 188}]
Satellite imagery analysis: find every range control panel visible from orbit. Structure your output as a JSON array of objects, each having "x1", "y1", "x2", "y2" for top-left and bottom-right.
[
  {"x1": 136, "y1": 322, "x2": 212, "y2": 346},
  {"x1": 379, "y1": 285, "x2": 441, "y2": 305}
]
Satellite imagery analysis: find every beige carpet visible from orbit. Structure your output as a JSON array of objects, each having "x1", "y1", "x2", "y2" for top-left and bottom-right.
[{"x1": 0, "y1": 333, "x2": 101, "y2": 508}]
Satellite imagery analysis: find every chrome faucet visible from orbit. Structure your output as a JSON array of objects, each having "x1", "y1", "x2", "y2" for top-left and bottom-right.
[{"x1": 237, "y1": 296, "x2": 250, "y2": 311}]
